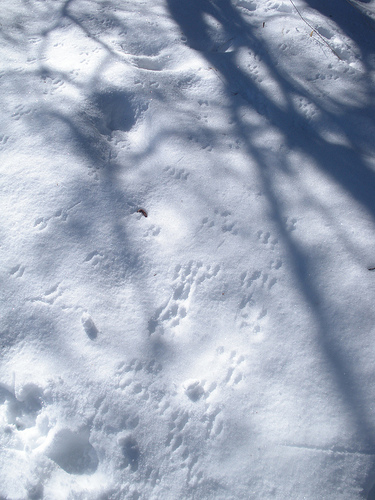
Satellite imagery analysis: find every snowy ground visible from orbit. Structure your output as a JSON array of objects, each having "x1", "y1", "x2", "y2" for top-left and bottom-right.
[{"x1": 1, "y1": 0, "x2": 375, "y2": 498}]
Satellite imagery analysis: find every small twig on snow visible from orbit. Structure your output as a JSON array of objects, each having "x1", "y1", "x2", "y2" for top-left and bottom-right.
[{"x1": 289, "y1": 0, "x2": 342, "y2": 60}]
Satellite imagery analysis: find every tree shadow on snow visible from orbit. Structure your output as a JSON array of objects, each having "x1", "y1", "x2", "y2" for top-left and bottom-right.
[
  {"x1": 6, "y1": 0, "x2": 375, "y2": 495},
  {"x1": 166, "y1": 0, "x2": 375, "y2": 494}
]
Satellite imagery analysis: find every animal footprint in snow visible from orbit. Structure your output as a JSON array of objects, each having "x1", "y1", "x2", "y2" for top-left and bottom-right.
[
  {"x1": 81, "y1": 312, "x2": 98, "y2": 340},
  {"x1": 29, "y1": 283, "x2": 63, "y2": 305},
  {"x1": 201, "y1": 406, "x2": 223, "y2": 439},
  {"x1": 118, "y1": 434, "x2": 140, "y2": 472},
  {"x1": 12, "y1": 104, "x2": 32, "y2": 121},
  {"x1": 0, "y1": 383, "x2": 43, "y2": 431},
  {"x1": 208, "y1": 349, "x2": 247, "y2": 393},
  {"x1": 9, "y1": 264, "x2": 25, "y2": 278},
  {"x1": 166, "y1": 409, "x2": 189, "y2": 452},
  {"x1": 236, "y1": 0, "x2": 257, "y2": 12},
  {"x1": 183, "y1": 379, "x2": 205, "y2": 402},
  {"x1": 34, "y1": 216, "x2": 48, "y2": 230},
  {"x1": 224, "y1": 351, "x2": 246, "y2": 387},
  {"x1": 0, "y1": 134, "x2": 10, "y2": 149},
  {"x1": 164, "y1": 165, "x2": 189, "y2": 180},
  {"x1": 144, "y1": 224, "x2": 161, "y2": 237},
  {"x1": 148, "y1": 261, "x2": 220, "y2": 334},
  {"x1": 131, "y1": 54, "x2": 169, "y2": 71},
  {"x1": 269, "y1": 258, "x2": 282, "y2": 271},
  {"x1": 238, "y1": 269, "x2": 274, "y2": 332},
  {"x1": 283, "y1": 216, "x2": 297, "y2": 232},
  {"x1": 201, "y1": 209, "x2": 238, "y2": 235},
  {"x1": 257, "y1": 230, "x2": 278, "y2": 249},
  {"x1": 240, "y1": 304, "x2": 268, "y2": 333},
  {"x1": 33, "y1": 202, "x2": 80, "y2": 231},
  {"x1": 239, "y1": 270, "x2": 261, "y2": 309},
  {"x1": 42, "y1": 76, "x2": 65, "y2": 95},
  {"x1": 46, "y1": 428, "x2": 98, "y2": 475},
  {"x1": 201, "y1": 216, "x2": 215, "y2": 229},
  {"x1": 84, "y1": 250, "x2": 105, "y2": 266},
  {"x1": 116, "y1": 359, "x2": 149, "y2": 401},
  {"x1": 0, "y1": 383, "x2": 50, "y2": 453}
]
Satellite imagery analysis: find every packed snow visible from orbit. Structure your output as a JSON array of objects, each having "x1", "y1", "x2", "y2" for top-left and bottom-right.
[{"x1": 1, "y1": 0, "x2": 375, "y2": 498}]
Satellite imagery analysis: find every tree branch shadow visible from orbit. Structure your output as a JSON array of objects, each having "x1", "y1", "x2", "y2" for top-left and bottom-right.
[{"x1": 166, "y1": 0, "x2": 375, "y2": 494}]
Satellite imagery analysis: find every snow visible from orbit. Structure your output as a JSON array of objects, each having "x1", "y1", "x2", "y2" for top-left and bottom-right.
[{"x1": 1, "y1": 0, "x2": 375, "y2": 498}]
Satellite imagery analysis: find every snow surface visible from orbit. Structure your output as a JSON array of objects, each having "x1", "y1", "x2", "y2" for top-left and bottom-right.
[{"x1": 1, "y1": 0, "x2": 375, "y2": 498}]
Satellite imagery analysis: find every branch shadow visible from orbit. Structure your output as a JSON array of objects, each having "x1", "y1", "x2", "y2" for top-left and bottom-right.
[
  {"x1": 3, "y1": 0, "x2": 375, "y2": 494},
  {"x1": 166, "y1": 0, "x2": 375, "y2": 492}
]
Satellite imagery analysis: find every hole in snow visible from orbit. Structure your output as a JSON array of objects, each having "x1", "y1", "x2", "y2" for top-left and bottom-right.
[
  {"x1": 119, "y1": 435, "x2": 140, "y2": 472},
  {"x1": 92, "y1": 90, "x2": 148, "y2": 133},
  {"x1": 46, "y1": 429, "x2": 98, "y2": 475},
  {"x1": 316, "y1": 26, "x2": 333, "y2": 39}
]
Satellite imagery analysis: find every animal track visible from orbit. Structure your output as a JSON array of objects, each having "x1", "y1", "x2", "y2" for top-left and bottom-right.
[
  {"x1": 118, "y1": 434, "x2": 140, "y2": 472},
  {"x1": 145, "y1": 465, "x2": 161, "y2": 487},
  {"x1": 46, "y1": 428, "x2": 98, "y2": 475},
  {"x1": 34, "y1": 202, "x2": 81, "y2": 231},
  {"x1": 148, "y1": 261, "x2": 220, "y2": 334},
  {"x1": 201, "y1": 217, "x2": 215, "y2": 229},
  {"x1": 0, "y1": 383, "x2": 50, "y2": 455},
  {"x1": 228, "y1": 138, "x2": 241, "y2": 150},
  {"x1": 198, "y1": 99, "x2": 209, "y2": 107},
  {"x1": 267, "y1": 1, "x2": 293, "y2": 13},
  {"x1": 0, "y1": 383, "x2": 43, "y2": 432},
  {"x1": 164, "y1": 165, "x2": 189, "y2": 180},
  {"x1": 84, "y1": 250, "x2": 105, "y2": 265},
  {"x1": 224, "y1": 351, "x2": 245, "y2": 386},
  {"x1": 92, "y1": 90, "x2": 148, "y2": 134},
  {"x1": 41, "y1": 75, "x2": 65, "y2": 94},
  {"x1": 0, "y1": 134, "x2": 10, "y2": 149},
  {"x1": 202, "y1": 406, "x2": 224, "y2": 440},
  {"x1": 130, "y1": 54, "x2": 169, "y2": 71},
  {"x1": 269, "y1": 258, "x2": 283, "y2": 271},
  {"x1": 316, "y1": 26, "x2": 333, "y2": 40},
  {"x1": 238, "y1": 263, "x2": 281, "y2": 332},
  {"x1": 205, "y1": 348, "x2": 247, "y2": 396},
  {"x1": 81, "y1": 312, "x2": 98, "y2": 340},
  {"x1": 188, "y1": 132, "x2": 212, "y2": 151},
  {"x1": 12, "y1": 104, "x2": 33, "y2": 121},
  {"x1": 183, "y1": 380, "x2": 205, "y2": 402},
  {"x1": 236, "y1": 0, "x2": 257, "y2": 12},
  {"x1": 110, "y1": 354, "x2": 231, "y2": 487},
  {"x1": 201, "y1": 208, "x2": 238, "y2": 235},
  {"x1": 257, "y1": 230, "x2": 278, "y2": 249},
  {"x1": 284, "y1": 216, "x2": 298, "y2": 232},
  {"x1": 116, "y1": 359, "x2": 150, "y2": 402},
  {"x1": 9, "y1": 264, "x2": 25, "y2": 278},
  {"x1": 294, "y1": 95, "x2": 319, "y2": 124},
  {"x1": 144, "y1": 224, "x2": 161, "y2": 237},
  {"x1": 166, "y1": 409, "x2": 189, "y2": 452},
  {"x1": 28, "y1": 282, "x2": 63, "y2": 305}
]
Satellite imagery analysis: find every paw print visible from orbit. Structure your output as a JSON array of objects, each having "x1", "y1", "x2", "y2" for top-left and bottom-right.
[
  {"x1": 144, "y1": 224, "x2": 161, "y2": 237},
  {"x1": 116, "y1": 359, "x2": 149, "y2": 401},
  {"x1": 238, "y1": 270, "x2": 271, "y2": 332},
  {"x1": 200, "y1": 209, "x2": 238, "y2": 235},
  {"x1": 164, "y1": 166, "x2": 189, "y2": 180},
  {"x1": 223, "y1": 351, "x2": 246, "y2": 386},
  {"x1": 0, "y1": 135, "x2": 10, "y2": 149},
  {"x1": 283, "y1": 216, "x2": 297, "y2": 232},
  {"x1": 257, "y1": 230, "x2": 278, "y2": 249},
  {"x1": 33, "y1": 202, "x2": 81, "y2": 231},
  {"x1": 165, "y1": 409, "x2": 190, "y2": 452},
  {"x1": 148, "y1": 261, "x2": 220, "y2": 335},
  {"x1": 84, "y1": 250, "x2": 105, "y2": 266},
  {"x1": 10, "y1": 264, "x2": 25, "y2": 278}
]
